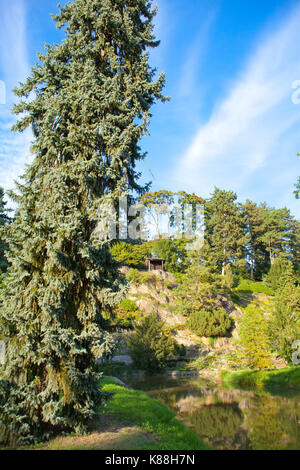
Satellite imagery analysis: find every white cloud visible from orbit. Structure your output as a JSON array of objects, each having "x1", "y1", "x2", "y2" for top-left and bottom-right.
[
  {"x1": 173, "y1": 5, "x2": 300, "y2": 216},
  {"x1": 0, "y1": 0, "x2": 32, "y2": 202},
  {"x1": 177, "y1": 10, "x2": 216, "y2": 99}
]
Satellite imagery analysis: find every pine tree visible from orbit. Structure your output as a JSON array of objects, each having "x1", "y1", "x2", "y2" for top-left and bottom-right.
[
  {"x1": 242, "y1": 200, "x2": 269, "y2": 280},
  {"x1": 0, "y1": 0, "x2": 167, "y2": 445},
  {"x1": 260, "y1": 206, "x2": 297, "y2": 266},
  {"x1": 206, "y1": 188, "x2": 247, "y2": 276},
  {"x1": 175, "y1": 260, "x2": 222, "y2": 316}
]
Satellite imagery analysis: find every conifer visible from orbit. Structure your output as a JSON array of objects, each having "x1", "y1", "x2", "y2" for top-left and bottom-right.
[{"x1": 0, "y1": 0, "x2": 167, "y2": 445}]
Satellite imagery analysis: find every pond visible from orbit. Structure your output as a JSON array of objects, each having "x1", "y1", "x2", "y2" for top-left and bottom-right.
[{"x1": 129, "y1": 376, "x2": 300, "y2": 450}]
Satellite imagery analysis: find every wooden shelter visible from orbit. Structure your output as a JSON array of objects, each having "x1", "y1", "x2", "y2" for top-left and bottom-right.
[{"x1": 145, "y1": 257, "x2": 165, "y2": 272}]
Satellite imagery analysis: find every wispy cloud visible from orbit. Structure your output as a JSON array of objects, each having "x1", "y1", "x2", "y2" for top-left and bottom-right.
[
  {"x1": 177, "y1": 10, "x2": 216, "y2": 99},
  {"x1": 173, "y1": 5, "x2": 300, "y2": 215},
  {"x1": 0, "y1": 0, "x2": 32, "y2": 200}
]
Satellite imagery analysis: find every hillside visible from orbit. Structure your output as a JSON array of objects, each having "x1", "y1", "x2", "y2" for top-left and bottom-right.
[{"x1": 114, "y1": 268, "x2": 287, "y2": 375}]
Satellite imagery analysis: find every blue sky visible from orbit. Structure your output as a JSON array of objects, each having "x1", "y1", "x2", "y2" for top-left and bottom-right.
[{"x1": 0, "y1": 0, "x2": 300, "y2": 217}]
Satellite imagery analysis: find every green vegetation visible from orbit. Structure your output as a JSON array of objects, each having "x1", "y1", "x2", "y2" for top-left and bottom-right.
[
  {"x1": 175, "y1": 263, "x2": 222, "y2": 316},
  {"x1": 222, "y1": 367, "x2": 300, "y2": 392},
  {"x1": 1, "y1": 0, "x2": 299, "y2": 450},
  {"x1": 127, "y1": 314, "x2": 177, "y2": 373},
  {"x1": 110, "y1": 241, "x2": 151, "y2": 269},
  {"x1": 238, "y1": 305, "x2": 272, "y2": 370},
  {"x1": 269, "y1": 281, "x2": 300, "y2": 363},
  {"x1": 0, "y1": 0, "x2": 167, "y2": 446},
  {"x1": 187, "y1": 309, "x2": 232, "y2": 338},
  {"x1": 126, "y1": 268, "x2": 153, "y2": 285},
  {"x1": 236, "y1": 279, "x2": 274, "y2": 296},
  {"x1": 0, "y1": 187, "x2": 10, "y2": 273},
  {"x1": 190, "y1": 404, "x2": 242, "y2": 443},
  {"x1": 205, "y1": 188, "x2": 247, "y2": 276},
  {"x1": 265, "y1": 258, "x2": 296, "y2": 292},
  {"x1": 112, "y1": 299, "x2": 142, "y2": 329},
  {"x1": 100, "y1": 378, "x2": 210, "y2": 450},
  {"x1": 150, "y1": 237, "x2": 190, "y2": 273}
]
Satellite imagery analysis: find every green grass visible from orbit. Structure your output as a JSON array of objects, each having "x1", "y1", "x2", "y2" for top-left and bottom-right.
[
  {"x1": 221, "y1": 367, "x2": 300, "y2": 393},
  {"x1": 100, "y1": 377, "x2": 210, "y2": 450},
  {"x1": 236, "y1": 280, "x2": 274, "y2": 296}
]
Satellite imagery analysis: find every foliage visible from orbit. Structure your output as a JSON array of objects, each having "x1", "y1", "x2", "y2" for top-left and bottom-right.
[
  {"x1": 126, "y1": 268, "x2": 152, "y2": 285},
  {"x1": 265, "y1": 258, "x2": 296, "y2": 292},
  {"x1": 0, "y1": 0, "x2": 167, "y2": 446},
  {"x1": 295, "y1": 177, "x2": 300, "y2": 199},
  {"x1": 175, "y1": 263, "x2": 222, "y2": 317},
  {"x1": 223, "y1": 264, "x2": 235, "y2": 290},
  {"x1": 0, "y1": 187, "x2": 11, "y2": 273},
  {"x1": 222, "y1": 367, "x2": 300, "y2": 391},
  {"x1": 269, "y1": 282, "x2": 300, "y2": 363},
  {"x1": 150, "y1": 237, "x2": 190, "y2": 273},
  {"x1": 127, "y1": 314, "x2": 177, "y2": 373},
  {"x1": 260, "y1": 206, "x2": 299, "y2": 267},
  {"x1": 205, "y1": 188, "x2": 247, "y2": 275},
  {"x1": 101, "y1": 378, "x2": 210, "y2": 450},
  {"x1": 236, "y1": 279, "x2": 274, "y2": 296},
  {"x1": 186, "y1": 309, "x2": 232, "y2": 338},
  {"x1": 112, "y1": 299, "x2": 141, "y2": 329},
  {"x1": 238, "y1": 306, "x2": 272, "y2": 370},
  {"x1": 110, "y1": 241, "x2": 151, "y2": 268}
]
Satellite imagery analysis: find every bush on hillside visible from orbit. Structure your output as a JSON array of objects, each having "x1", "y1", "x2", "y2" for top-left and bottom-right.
[
  {"x1": 186, "y1": 309, "x2": 232, "y2": 337},
  {"x1": 112, "y1": 299, "x2": 141, "y2": 329}
]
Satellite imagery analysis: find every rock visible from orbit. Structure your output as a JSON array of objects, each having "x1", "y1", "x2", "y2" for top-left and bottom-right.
[{"x1": 112, "y1": 355, "x2": 133, "y2": 365}]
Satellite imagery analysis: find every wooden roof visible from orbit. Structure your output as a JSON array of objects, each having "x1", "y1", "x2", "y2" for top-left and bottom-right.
[{"x1": 145, "y1": 258, "x2": 165, "y2": 262}]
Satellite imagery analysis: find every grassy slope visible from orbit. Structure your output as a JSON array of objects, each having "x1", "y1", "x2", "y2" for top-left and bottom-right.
[
  {"x1": 222, "y1": 367, "x2": 300, "y2": 393},
  {"x1": 100, "y1": 378, "x2": 209, "y2": 450},
  {"x1": 38, "y1": 377, "x2": 209, "y2": 451}
]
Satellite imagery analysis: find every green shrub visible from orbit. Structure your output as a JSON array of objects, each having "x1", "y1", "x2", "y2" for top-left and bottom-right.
[
  {"x1": 126, "y1": 268, "x2": 152, "y2": 285},
  {"x1": 186, "y1": 309, "x2": 232, "y2": 337},
  {"x1": 238, "y1": 305, "x2": 272, "y2": 370},
  {"x1": 265, "y1": 258, "x2": 296, "y2": 292},
  {"x1": 112, "y1": 299, "x2": 141, "y2": 329},
  {"x1": 119, "y1": 298, "x2": 139, "y2": 313},
  {"x1": 127, "y1": 314, "x2": 177, "y2": 373},
  {"x1": 223, "y1": 264, "x2": 235, "y2": 290}
]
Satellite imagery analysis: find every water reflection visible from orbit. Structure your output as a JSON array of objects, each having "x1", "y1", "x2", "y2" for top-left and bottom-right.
[{"x1": 130, "y1": 377, "x2": 300, "y2": 450}]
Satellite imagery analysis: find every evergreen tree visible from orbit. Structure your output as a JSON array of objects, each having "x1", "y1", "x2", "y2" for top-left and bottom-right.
[
  {"x1": 269, "y1": 281, "x2": 300, "y2": 364},
  {"x1": 260, "y1": 206, "x2": 297, "y2": 266},
  {"x1": 0, "y1": 0, "x2": 167, "y2": 445},
  {"x1": 238, "y1": 306, "x2": 272, "y2": 370},
  {"x1": 0, "y1": 187, "x2": 11, "y2": 273},
  {"x1": 223, "y1": 263, "x2": 235, "y2": 290},
  {"x1": 265, "y1": 258, "x2": 296, "y2": 292},
  {"x1": 127, "y1": 313, "x2": 176, "y2": 372},
  {"x1": 242, "y1": 200, "x2": 269, "y2": 280},
  {"x1": 206, "y1": 188, "x2": 247, "y2": 275},
  {"x1": 175, "y1": 260, "x2": 222, "y2": 317}
]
